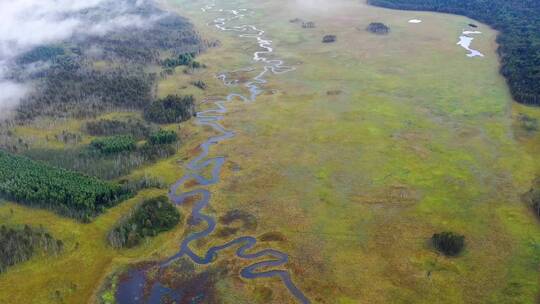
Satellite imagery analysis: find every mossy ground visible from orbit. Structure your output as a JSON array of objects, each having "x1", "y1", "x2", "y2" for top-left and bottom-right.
[
  {"x1": 165, "y1": 0, "x2": 540, "y2": 303},
  {"x1": 1, "y1": 0, "x2": 539, "y2": 303}
]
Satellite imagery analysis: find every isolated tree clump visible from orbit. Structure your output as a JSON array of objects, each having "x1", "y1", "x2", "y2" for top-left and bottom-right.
[
  {"x1": 191, "y1": 80, "x2": 207, "y2": 90},
  {"x1": 366, "y1": 22, "x2": 390, "y2": 34},
  {"x1": 432, "y1": 231, "x2": 465, "y2": 256},
  {"x1": 108, "y1": 196, "x2": 181, "y2": 248},
  {"x1": 322, "y1": 35, "x2": 337, "y2": 43},
  {"x1": 144, "y1": 95, "x2": 196, "y2": 124}
]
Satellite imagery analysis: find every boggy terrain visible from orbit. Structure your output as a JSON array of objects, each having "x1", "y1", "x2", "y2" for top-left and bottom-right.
[
  {"x1": 0, "y1": 0, "x2": 539, "y2": 303},
  {"x1": 149, "y1": 0, "x2": 540, "y2": 303}
]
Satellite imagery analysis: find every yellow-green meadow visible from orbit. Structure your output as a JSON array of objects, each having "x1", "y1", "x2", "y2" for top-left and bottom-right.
[{"x1": 1, "y1": 0, "x2": 539, "y2": 303}]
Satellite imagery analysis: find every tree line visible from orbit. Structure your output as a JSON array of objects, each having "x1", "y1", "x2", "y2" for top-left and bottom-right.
[{"x1": 368, "y1": 0, "x2": 540, "y2": 105}]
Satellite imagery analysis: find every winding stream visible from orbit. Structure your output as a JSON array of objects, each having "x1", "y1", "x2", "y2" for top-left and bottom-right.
[{"x1": 116, "y1": 4, "x2": 310, "y2": 304}]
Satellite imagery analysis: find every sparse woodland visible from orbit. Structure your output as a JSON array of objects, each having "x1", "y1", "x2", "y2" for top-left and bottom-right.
[{"x1": 0, "y1": 225, "x2": 63, "y2": 273}]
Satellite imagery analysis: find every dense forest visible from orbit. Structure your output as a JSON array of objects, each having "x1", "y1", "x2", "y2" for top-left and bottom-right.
[
  {"x1": 107, "y1": 196, "x2": 181, "y2": 248},
  {"x1": 0, "y1": 225, "x2": 63, "y2": 273},
  {"x1": 368, "y1": 0, "x2": 540, "y2": 105},
  {"x1": 0, "y1": 150, "x2": 130, "y2": 221}
]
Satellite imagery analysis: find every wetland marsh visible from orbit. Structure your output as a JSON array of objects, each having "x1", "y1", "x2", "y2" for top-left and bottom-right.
[{"x1": 0, "y1": 0, "x2": 539, "y2": 303}]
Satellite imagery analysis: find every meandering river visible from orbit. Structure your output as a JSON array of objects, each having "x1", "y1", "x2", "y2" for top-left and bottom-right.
[{"x1": 116, "y1": 4, "x2": 310, "y2": 304}]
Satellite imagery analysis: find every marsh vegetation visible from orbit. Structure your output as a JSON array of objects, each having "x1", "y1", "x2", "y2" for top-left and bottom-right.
[{"x1": 2, "y1": 0, "x2": 540, "y2": 303}]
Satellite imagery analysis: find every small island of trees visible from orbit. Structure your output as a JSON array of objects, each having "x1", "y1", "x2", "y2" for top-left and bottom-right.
[
  {"x1": 108, "y1": 196, "x2": 181, "y2": 248},
  {"x1": 432, "y1": 231, "x2": 465, "y2": 256},
  {"x1": 366, "y1": 22, "x2": 390, "y2": 35},
  {"x1": 322, "y1": 35, "x2": 337, "y2": 43}
]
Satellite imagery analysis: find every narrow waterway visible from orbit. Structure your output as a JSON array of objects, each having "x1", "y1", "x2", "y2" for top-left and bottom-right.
[{"x1": 116, "y1": 4, "x2": 310, "y2": 304}]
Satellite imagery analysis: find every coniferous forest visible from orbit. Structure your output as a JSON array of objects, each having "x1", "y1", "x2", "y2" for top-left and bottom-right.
[
  {"x1": 0, "y1": 150, "x2": 130, "y2": 221},
  {"x1": 368, "y1": 0, "x2": 540, "y2": 105}
]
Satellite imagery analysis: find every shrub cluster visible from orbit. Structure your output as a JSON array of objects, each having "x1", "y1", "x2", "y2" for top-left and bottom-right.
[
  {"x1": 90, "y1": 135, "x2": 136, "y2": 155},
  {"x1": 191, "y1": 80, "x2": 207, "y2": 90},
  {"x1": 432, "y1": 231, "x2": 465, "y2": 256},
  {"x1": 366, "y1": 22, "x2": 390, "y2": 35},
  {"x1": 162, "y1": 53, "x2": 202, "y2": 69},
  {"x1": 322, "y1": 35, "x2": 337, "y2": 43},
  {"x1": 148, "y1": 129, "x2": 178, "y2": 145}
]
